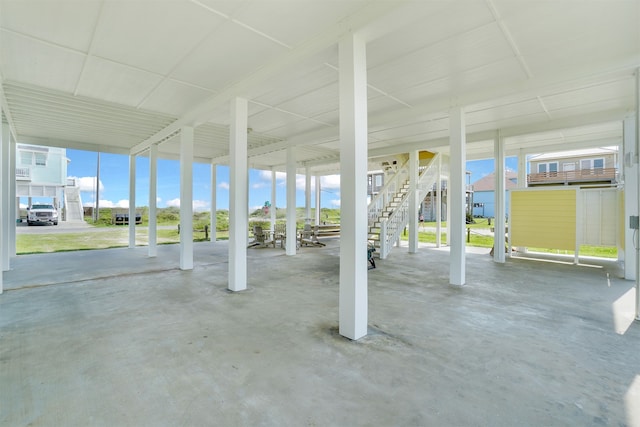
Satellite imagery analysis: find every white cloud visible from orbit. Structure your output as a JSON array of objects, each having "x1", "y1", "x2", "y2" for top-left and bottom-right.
[
  {"x1": 219, "y1": 182, "x2": 229, "y2": 190},
  {"x1": 330, "y1": 199, "x2": 341, "y2": 207},
  {"x1": 165, "y1": 198, "x2": 210, "y2": 211},
  {"x1": 321, "y1": 175, "x2": 340, "y2": 189},
  {"x1": 258, "y1": 170, "x2": 286, "y2": 182},
  {"x1": 83, "y1": 199, "x2": 129, "y2": 208},
  {"x1": 72, "y1": 176, "x2": 104, "y2": 193},
  {"x1": 252, "y1": 182, "x2": 267, "y2": 189},
  {"x1": 156, "y1": 197, "x2": 162, "y2": 203}
]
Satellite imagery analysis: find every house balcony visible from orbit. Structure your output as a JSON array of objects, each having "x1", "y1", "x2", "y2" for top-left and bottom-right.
[
  {"x1": 16, "y1": 166, "x2": 31, "y2": 181},
  {"x1": 527, "y1": 168, "x2": 618, "y2": 186}
]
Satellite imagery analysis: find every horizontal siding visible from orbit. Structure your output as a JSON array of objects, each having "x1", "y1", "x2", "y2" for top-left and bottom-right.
[{"x1": 511, "y1": 189, "x2": 576, "y2": 250}]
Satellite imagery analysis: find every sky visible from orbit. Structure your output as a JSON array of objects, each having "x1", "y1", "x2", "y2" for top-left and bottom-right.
[{"x1": 65, "y1": 148, "x2": 518, "y2": 212}]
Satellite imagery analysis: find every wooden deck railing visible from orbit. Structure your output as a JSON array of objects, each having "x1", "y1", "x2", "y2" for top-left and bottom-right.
[{"x1": 527, "y1": 168, "x2": 618, "y2": 185}]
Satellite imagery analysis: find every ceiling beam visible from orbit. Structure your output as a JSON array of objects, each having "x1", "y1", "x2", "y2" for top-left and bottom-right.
[{"x1": 129, "y1": 0, "x2": 411, "y2": 156}]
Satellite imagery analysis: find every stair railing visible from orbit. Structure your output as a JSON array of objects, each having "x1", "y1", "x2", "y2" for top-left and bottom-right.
[
  {"x1": 367, "y1": 159, "x2": 410, "y2": 227},
  {"x1": 378, "y1": 153, "x2": 441, "y2": 258}
]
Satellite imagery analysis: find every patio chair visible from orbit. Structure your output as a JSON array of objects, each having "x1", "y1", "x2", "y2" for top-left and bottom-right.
[
  {"x1": 298, "y1": 224, "x2": 325, "y2": 247},
  {"x1": 273, "y1": 223, "x2": 286, "y2": 248},
  {"x1": 248, "y1": 225, "x2": 274, "y2": 248}
]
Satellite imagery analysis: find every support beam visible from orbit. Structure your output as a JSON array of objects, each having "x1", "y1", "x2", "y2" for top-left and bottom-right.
[
  {"x1": 148, "y1": 144, "x2": 158, "y2": 257},
  {"x1": 635, "y1": 68, "x2": 640, "y2": 320},
  {"x1": 180, "y1": 126, "x2": 194, "y2": 271},
  {"x1": 270, "y1": 168, "x2": 276, "y2": 233},
  {"x1": 315, "y1": 175, "x2": 321, "y2": 225},
  {"x1": 338, "y1": 32, "x2": 368, "y2": 340},
  {"x1": 229, "y1": 98, "x2": 248, "y2": 292},
  {"x1": 9, "y1": 133, "x2": 16, "y2": 257},
  {"x1": 1, "y1": 122, "x2": 10, "y2": 272},
  {"x1": 128, "y1": 154, "x2": 136, "y2": 249},
  {"x1": 494, "y1": 130, "x2": 506, "y2": 263},
  {"x1": 211, "y1": 163, "x2": 217, "y2": 242},
  {"x1": 0, "y1": 117, "x2": 4, "y2": 292},
  {"x1": 623, "y1": 117, "x2": 637, "y2": 281},
  {"x1": 449, "y1": 107, "x2": 466, "y2": 286},
  {"x1": 518, "y1": 149, "x2": 527, "y2": 188},
  {"x1": 305, "y1": 165, "x2": 311, "y2": 223},
  {"x1": 436, "y1": 155, "x2": 442, "y2": 248},
  {"x1": 286, "y1": 147, "x2": 297, "y2": 256},
  {"x1": 408, "y1": 150, "x2": 418, "y2": 253}
]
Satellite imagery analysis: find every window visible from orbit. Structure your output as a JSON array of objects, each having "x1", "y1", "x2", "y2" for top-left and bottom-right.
[
  {"x1": 581, "y1": 158, "x2": 605, "y2": 175},
  {"x1": 538, "y1": 162, "x2": 558, "y2": 174},
  {"x1": 34, "y1": 152, "x2": 47, "y2": 166},
  {"x1": 20, "y1": 151, "x2": 32, "y2": 166}
]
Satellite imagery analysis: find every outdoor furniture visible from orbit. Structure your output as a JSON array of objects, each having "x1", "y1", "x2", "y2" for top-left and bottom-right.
[
  {"x1": 248, "y1": 225, "x2": 274, "y2": 248},
  {"x1": 298, "y1": 224, "x2": 325, "y2": 247},
  {"x1": 368, "y1": 243, "x2": 376, "y2": 269},
  {"x1": 273, "y1": 223, "x2": 286, "y2": 248}
]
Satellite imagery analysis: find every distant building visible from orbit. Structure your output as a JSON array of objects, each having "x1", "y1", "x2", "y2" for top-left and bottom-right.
[
  {"x1": 471, "y1": 171, "x2": 518, "y2": 218},
  {"x1": 527, "y1": 147, "x2": 618, "y2": 186}
]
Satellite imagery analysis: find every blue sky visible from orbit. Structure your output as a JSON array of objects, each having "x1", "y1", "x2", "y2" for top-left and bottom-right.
[{"x1": 66, "y1": 149, "x2": 518, "y2": 211}]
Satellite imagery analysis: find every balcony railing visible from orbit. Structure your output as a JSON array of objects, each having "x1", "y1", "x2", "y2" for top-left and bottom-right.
[
  {"x1": 527, "y1": 168, "x2": 618, "y2": 185},
  {"x1": 16, "y1": 167, "x2": 30, "y2": 180}
]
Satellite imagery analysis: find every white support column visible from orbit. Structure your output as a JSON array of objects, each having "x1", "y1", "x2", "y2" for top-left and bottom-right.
[
  {"x1": 409, "y1": 150, "x2": 419, "y2": 253},
  {"x1": 518, "y1": 149, "x2": 527, "y2": 188},
  {"x1": 635, "y1": 68, "x2": 640, "y2": 320},
  {"x1": 305, "y1": 165, "x2": 311, "y2": 223},
  {"x1": 148, "y1": 144, "x2": 158, "y2": 257},
  {"x1": 270, "y1": 168, "x2": 276, "y2": 233},
  {"x1": 494, "y1": 130, "x2": 506, "y2": 263},
  {"x1": 210, "y1": 163, "x2": 217, "y2": 242},
  {"x1": 623, "y1": 117, "x2": 637, "y2": 280},
  {"x1": 180, "y1": 126, "x2": 194, "y2": 271},
  {"x1": 2, "y1": 121, "x2": 10, "y2": 272},
  {"x1": 449, "y1": 106, "x2": 466, "y2": 286},
  {"x1": 315, "y1": 175, "x2": 321, "y2": 225},
  {"x1": 436, "y1": 154, "x2": 442, "y2": 248},
  {"x1": 0, "y1": 117, "x2": 4, "y2": 291},
  {"x1": 229, "y1": 98, "x2": 248, "y2": 292},
  {"x1": 286, "y1": 146, "x2": 297, "y2": 256},
  {"x1": 339, "y1": 32, "x2": 368, "y2": 340},
  {"x1": 9, "y1": 135, "x2": 16, "y2": 257},
  {"x1": 128, "y1": 154, "x2": 136, "y2": 249}
]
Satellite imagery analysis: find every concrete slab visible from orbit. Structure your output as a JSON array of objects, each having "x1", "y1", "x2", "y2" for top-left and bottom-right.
[{"x1": 1, "y1": 241, "x2": 639, "y2": 426}]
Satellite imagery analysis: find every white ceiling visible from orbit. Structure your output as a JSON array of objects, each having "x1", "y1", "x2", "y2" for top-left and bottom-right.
[{"x1": 1, "y1": 0, "x2": 638, "y2": 174}]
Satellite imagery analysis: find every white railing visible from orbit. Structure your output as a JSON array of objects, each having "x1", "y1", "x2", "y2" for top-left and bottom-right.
[
  {"x1": 378, "y1": 154, "x2": 441, "y2": 259},
  {"x1": 368, "y1": 159, "x2": 410, "y2": 226},
  {"x1": 16, "y1": 167, "x2": 30, "y2": 180}
]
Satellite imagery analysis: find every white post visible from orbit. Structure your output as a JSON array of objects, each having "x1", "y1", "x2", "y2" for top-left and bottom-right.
[
  {"x1": 1, "y1": 121, "x2": 10, "y2": 272},
  {"x1": 339, "y1": 32, "x2": 368, "y2": 340},
  {"x1": 0, "y1": 117, "x2": 4, "y2": 292},
  {"x1": 518, "y1": 149, "x2": 527, "y2": 188},
  {"x1": 494, "y1": 130, "x2": 506, "y2": 263},
  {"x1": 9, "y1": 135, "x2": 16, "y2": 257},
  {"x1": 286, "y1": 146, "x2": 297, "y2": 256},
  {"x1": 315, "y1": 175, "x2": 321, "y2": 225},
  {"x1": 449, "y1": 106, "x2": 466, "y2": 286},
  {"x1": 305, "y1": 165, "x2": 311, "y2": 223},
  {"x1": 624, "y1": 117, "x2": 637, "y2": 280},
  {"x1": 409, "y1": 150, "x2": 419, "y2": 253},
  {"x1": 229, "y1": 98, "x2": 248, "y2": 291},
  {"x1": 148, "y1": 144, "x2": 158, "y2": 257},
  {"x1": 270, "y1": 168, "x2": 276, "y2": 233},
  {"x1": 436, "y1": 154, "x2": 442, "y2": 248},
  {"x1": 180, "y1": 126, "x2": 194, "y2": 270},
  {"x1": 210, "y1": 163, "x2": 217, "y2": 242},
  {"x1": 635, "y1": 68, "x2": 640, "y2": 320},
  {"x1": 128, "y1": 154, "x2": 136, "y2": 248}
]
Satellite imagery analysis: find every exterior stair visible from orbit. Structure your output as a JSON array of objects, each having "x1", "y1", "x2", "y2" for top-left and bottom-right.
[
  {"x1": 64, "y1": 179, "x2": 85, "y2": 222},
  {"x1": 367, "y1": 153, "x2": 442, "y2": 259}
]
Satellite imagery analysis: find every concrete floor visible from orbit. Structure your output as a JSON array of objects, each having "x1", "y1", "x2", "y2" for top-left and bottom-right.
[{"x1": 1, "y1": 240, "x2": 639, "y2": 426}]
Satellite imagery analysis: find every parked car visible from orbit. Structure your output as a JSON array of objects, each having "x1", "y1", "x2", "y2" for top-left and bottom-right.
[{"x1": 27, "y1": 204, "x2": 58, "y2": 226}]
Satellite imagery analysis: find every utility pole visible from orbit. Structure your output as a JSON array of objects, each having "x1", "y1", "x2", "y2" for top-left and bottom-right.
[{"x1": 95, "y1": 152, "x2": 100, "y2": 222}]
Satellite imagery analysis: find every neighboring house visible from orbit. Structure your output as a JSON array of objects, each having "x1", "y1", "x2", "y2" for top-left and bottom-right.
[
  {"x1": 15, "y1": 144, "x2": 84, "y2": 222},
  {"x1": 528, "y1": 147, "x2": 618, "y2": 186},
  {"x1": 471, "y1": 171, "x2": 518, "y2": 218}
]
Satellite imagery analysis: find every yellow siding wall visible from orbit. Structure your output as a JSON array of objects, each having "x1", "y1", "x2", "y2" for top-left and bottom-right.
[{"x1": 511, "y1": 189, "x2": 576, "y2": 250}]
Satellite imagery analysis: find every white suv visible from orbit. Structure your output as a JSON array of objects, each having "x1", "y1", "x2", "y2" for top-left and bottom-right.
[{"x1": 27, "y1": 204, "x2": 59, "y2": 226}]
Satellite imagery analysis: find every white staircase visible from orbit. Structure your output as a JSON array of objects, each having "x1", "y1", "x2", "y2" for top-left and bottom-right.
[
  {"x1": 368, "y1": 153, "x2": 441, "y2": 259},
  {"x1": 64, "y1": 182, "x2": 85, "y2": 222}
]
